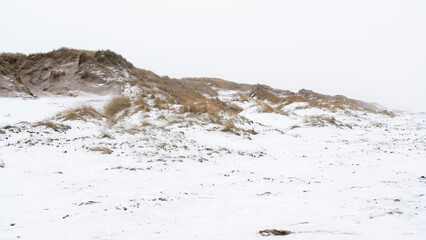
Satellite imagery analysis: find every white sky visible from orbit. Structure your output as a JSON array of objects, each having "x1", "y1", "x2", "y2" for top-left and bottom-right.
[{"x1": 1, "y1": 0, "x2": 425, "y2": 111}]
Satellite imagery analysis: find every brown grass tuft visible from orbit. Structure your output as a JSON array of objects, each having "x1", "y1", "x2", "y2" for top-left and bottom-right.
[
  {"x1": 180, "y1": 98, "x2": 242, "y2": 118},
  {"x1": 304, "y1": 115, "x2": 338, "y2": 127},
  {"x1": 280, "y1": 95, "x2": 316, "y2": 106},
  {"x1": 179, "y1": 77, "x2": 249, "y2": 96},
  {"x1": 104, "y1": 96, "x2": 131, "y2": 118},
  {"x1": 135, "y1": 97, "x2": 150, "y2": 112},
  {"x1": 235, "y1": 93, "x2": 249, "y2": 102},
  {"x1": 33, "y1": 121, "x2": 71, "y2": 132},
  {"x1": 222, "y1": 119, "x2": 236, "y2": 133},
  {"x1": 280, "y1": 95, "x2": 360, "y2": 112},
  {"x1": 141, "y1": 121, "x2": 152, "y2": 127},
  {"x1": 59, "y1": 105, "x2": 104, "y2": 121},
  {"x1": 250, "y1": 85, "x2": 280, "y2": 104},
  {"x1": 182, "y1": 100, "x2": 219, "y2": 116},
  {"x1": 89, "y1": 146, "x2": 113, "y2": 154},
  {"x1": 154, "y1": 97, "x2": 167, "y2": 109},
  {"x1": 380, "y1": 110, "x2": 395, "y2": 117},
  {"x1": 259, "y1": 103, "x2": 274, "y2": 113}
]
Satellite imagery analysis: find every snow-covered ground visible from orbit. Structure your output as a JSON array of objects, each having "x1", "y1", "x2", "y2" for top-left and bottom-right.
[
  {"x1": 0, "y1": 95, "x2": 110, "y2": 126},
  {"x1": 0, "y1": 96, "x2": 425, "y2": 240}
]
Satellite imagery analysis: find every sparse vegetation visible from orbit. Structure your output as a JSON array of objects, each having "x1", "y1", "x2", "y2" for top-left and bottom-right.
[
  {"x1": 89, "y1": 146, "x2": 113, "y2": 154},
  {"x1": 250, "y1": 85, "x2": 280, "y2": 104},
  {"x1": 104, "y1": 96, "x2": 131, "y2": 119},
  {"x1": 222, "y1": 119, "x2": 236, "y2": 133},
  {"x1": 129, "y1": 77, "x2": 244, "y2": 118},
  {"x1": 259, "y1": 103, "x2": 274, "y2": 113},
  {"x1": 141, "y1": 121, "x2": 152, "y2": 127},
  {"x1": 179, "y1": 77, "x2": 249, "y2": 96},
  {"x1": 134, "y1": 97, "x2": 150, "y2": 112},
  {"x1": 280, "y1": 95, "x2": 318, "y2": 107},
  {"x1": 259, "y1": 229, "x2": 292, "y2": 236},
  {"x1": 380, "y1": 110, "x2": 395, "y2": 117},
  {"x1": 279, "y1": 95, "x2": 362, "y2": 113},
  {"x1": 304, "y1": 115, "x2": 338, "y2": 127},
  {"x1": 157, "y1": 115, "x2": 166, "y2": 120},
  {"x1": 235, "y1": 93, "x2": 249, "y2": 102},
  {"x1": 99, "y1": 131, "x2": 113, "y2": 139},
  {"x1": 289, "y1": 125, "x2": 300, "y2": 130},
  {"x1": 246, "y1": 128, "x2": 258, "y2": 135},
  {"x1": 33, "y1": 121, "x2": 71, "y2": 132},
  {"x1": 180, "y1": 98, "x2": 242, "y2": 119},
  {"x1": 182, "y1": 100, "x2": 218, "y2": 116},
  {"x1": 59, "y1": 105, "x2": 104, "y2": 121},
  {"x1": 154, "y1": 97, "x2": 167, "y2": 109}
]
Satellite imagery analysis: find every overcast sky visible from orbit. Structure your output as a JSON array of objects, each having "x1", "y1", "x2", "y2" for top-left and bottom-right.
[{"x1": 1, "y1": 0, "x2": 425, "y2": 111}]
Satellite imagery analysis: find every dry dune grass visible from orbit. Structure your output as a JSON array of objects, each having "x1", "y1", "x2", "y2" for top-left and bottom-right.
[
  {"x1": 59, "y1": 105, "x2": 104, "y2": 121},
  {"x1": 279, "y1": 95, "x2": 360, "y2": 112},
  {"x1": 181, "y1": 100, "x2": 221, "y2": 117},
  {"x1": 235, "y1": 93, "x2": 249, "y2": 102},
  {"x1": 250, "y1": 85, "x2": 280, "y2": 104},
  {"x1": 153, "y1": 80, "x2": 243, "y2": 117},
  {"x1": 325, "y1": 99, "x2": 360, "y2": 111},
  {"x1": 134, "y1": 97, "x2": 150, "y2": 112},
  {"x1": 89, "y1": 146, "x2": 113, "y2": 154},
  {"x1": 156, "y1": 81, "x2": 205, "y2": 104},
  {"x1": 127, "y1": 73, "x2": 244, "y2": 117},
  {"x1": 259, "y1": 102, "x2": 274, "y2": 113},
  {"x1": 280, "y1": 95, "x2": 318, "y2": 107},
  {"x1": 304, "y1": 115, "x2": 338, "y2": 127},
  {"x1": 208, "y1": 98, "x2": 242, "y2": 114},
  {"x1": 154, "y1": 97, "x2": 167, "y2": 109},
  {"x1": 298, "y1": 89, "x2": 332, "y2": 100},
  {"x1": 181, "y1": 99, "x2": 242, "y2": 119},
  {"x1": 131, "y1": 68, "x2": 161, "y2": 83},
  {"x1": 0, "y1": 53, "x2": 27, "y2": 75},
  {"x1": 104, "y1": 96, "x2": 131, "y2": 119},
  {"x1": 381, "y1": 110, "x2": 395, "y2": 117},
  {"x1": 2, "y1": 48, "x2": 134, "y2": 83},
  {"x1": 222, "y1": 119, "x2": 236, "y2": 133},
  {"x1": 255, "y1": 101, "x2": 288, "y2": 115},
  {"x1": 33, "y1": 121, "x2": 71, "y2": 132},
  {"x1": 178, "y1": 78, "x2": 219, "y2": 96},
  {"x1": 203, "y1": 78, "x2": 247, "y2": 90},
  {"x1": 179, "y1": 77, "x2": 250, "y2": 96}
]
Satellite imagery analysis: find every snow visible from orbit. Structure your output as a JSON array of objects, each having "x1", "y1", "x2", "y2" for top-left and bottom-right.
[
  {"x1": 280, "y1": 102, "x2": 309, "y2": 111},
  {"x1": 0, "y1": 95, "x2": 110, "y2": 126},
  {"x1": 121, "y1": 82, "x2": 140, "y2": 98},
  {"x1": 0, "y1": 96, "x2": 425, "y2": 240},
  {"x1": 215, "y1": 90, "x2": 239, "y2": 101}
]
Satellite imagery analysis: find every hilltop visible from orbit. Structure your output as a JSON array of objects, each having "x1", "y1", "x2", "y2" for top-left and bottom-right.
[{"x1": 1, "y1": 48, "x2": 385, "y2": 112}]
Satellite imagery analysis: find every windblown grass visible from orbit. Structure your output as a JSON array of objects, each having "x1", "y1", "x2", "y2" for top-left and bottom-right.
[
  {"x1": 280, "y1": 95, "x2": 360, "y2": 112},
  {"x1": 304, "y1": 115, "x2": 338, "y2": 127},
  {"x1": 33, "y1": 121, "x2": 71, "y2": 132},
  {"x1": 59, "y1": 105, "x2": 104, "y2": 121},
  {"x1": 222, "y1": 119, "x2": 236, "y2": 133},
  {"x1": 104, "y1": 96, "x2": 131, "y2": 119},
  {"x1": 154, "y1": 97, "x2": 167, "y2": 109},
  {"x1": 135, "y1": 97, "x2": 150, "y2": 111},
  {"x1": 250, "y1": 85, "x2": 280, "y2": 104}
]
